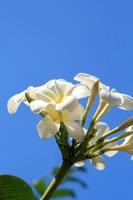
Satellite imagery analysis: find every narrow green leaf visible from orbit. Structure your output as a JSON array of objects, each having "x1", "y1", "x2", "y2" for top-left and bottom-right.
[
  {"x1": 53, "y1": 167, "x2": 76, "y2": 177},
  {"x1": 53, "y1": 166, "x2": 86, "y2": 177},
  {"x1": 33, "y1": 179, "x2": 47, "y2": 195},
  {"x1": 52, "y1": 189, "x2": 76, "y2": 199},
  {"x1": 0, "y1": 175, "x2": 35, "y2": 200},
  {"x1": 64, "y1": 176, "x2": 87, "y2": 188},
  {"x1": 75, "y1": 166, "x2": 87, "y2": 173}
]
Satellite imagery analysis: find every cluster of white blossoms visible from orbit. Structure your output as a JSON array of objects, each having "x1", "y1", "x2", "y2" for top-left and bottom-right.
[{"x1": 7, "y1": 73, "x2": 133, "y2": 170}]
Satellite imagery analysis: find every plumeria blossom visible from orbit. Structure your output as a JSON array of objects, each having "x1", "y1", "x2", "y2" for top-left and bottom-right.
[
  {"x1": 37, "y1": 104, "x2": 85, "y2": 142},
  {"x1": 7, "y1": 79, "x2": 90, "y2": 142},
  {"x1": 8, "y1": 73, "x2": 133, "y2": 176},
  {"x1": 29, "y1": 79, "x2": 90, "y2": 113},
  {"x1": 8, "y1": 79, "x2": 90, "y2": 114},
  {"x1": 74, "y1": 73, "x2": 133, "y2": 110},
  {"x1": 75, "y1": 122, "x2": 117, "y2": 170}
]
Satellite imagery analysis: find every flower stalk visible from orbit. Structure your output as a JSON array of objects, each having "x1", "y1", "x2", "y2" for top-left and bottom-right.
[
  {"x1": 92, "y1": 99, "x2": 108, "y2": 122},
  {"x1": 101, "y1": 117, "x2": 133, "y2": 140},
  {"x1": 82, "y1": 80, "x2": 99, "y2": 126},
  {"x1": 40, "y1": 161, "x2": 71, "y2": 200},
  {"x1": 86, "y1": 131, "x2": 133, "y2": 156}
]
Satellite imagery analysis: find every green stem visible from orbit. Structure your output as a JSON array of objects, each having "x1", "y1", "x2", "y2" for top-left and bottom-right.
[
  {"x1": 101, "y1": 117, "x2": 133, "y2": 140},
  {"x1": 40, "y1": 161, "x2": 71, "y2": 200},
  {"x1": 82, "y1": 80, "x2": 99, "y2": 126}
]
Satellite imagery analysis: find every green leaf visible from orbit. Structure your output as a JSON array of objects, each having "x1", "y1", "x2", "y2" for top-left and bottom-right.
[
  {"x1": 75, "y1": 166, "x2": 87, "y2": 173},
  {"x1": 52, "y1": 166, "x2": 86, "y2": 177},
  {"x1": 34, "y1": 166, "x2": 88, "y2": 199},
  {"x1": 33, "y1": 179, "x2": 47, "y2": 195},
  {"x1": 53, "y1": 167, "x2": 73, "y2": 176},
  {"x1": 0, "y1": 175, "x2": 35, "y2": 200},
  {"x1": 52, "y1": 189, "x2": 76, "y2": 199},
  {"x1": 63, "y1": 176, "x2": 87, "y2": 188}
]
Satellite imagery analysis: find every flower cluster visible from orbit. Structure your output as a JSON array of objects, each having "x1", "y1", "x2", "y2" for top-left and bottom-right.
[{"x1": 8, "y1": 73, "x2": 133, "y2": 170}]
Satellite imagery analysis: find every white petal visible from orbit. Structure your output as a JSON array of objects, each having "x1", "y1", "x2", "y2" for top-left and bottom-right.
[
  {"x1": 37, "y1": 115, "x2": 59, "y2": 139},
  {"x1": 74, "y1": 73, "x2": 99, "y2": 90},
  {"x1": 67, "y1": 84, "x2": 91, "y2": 99},
  {"x1": 65, "y1": 121, "x2": 85, "y2": 142},
  {"x1": 100, "y1": 89, "x2": 124, "y2": 106},
  {"x1": 46, "y1": 79, "x2": 75, "y2": 103},
  {"x1": 62, "y1": 104, "x2": 84, "y2": 122},
  {"x1": 126, "y1": 125, "x2": 133, "y2": 132},
  {"x1": 104, "y1": 151, "x2": 118, "y2": 157},
  {"x1": 90, "y1": 157, "x2": 106, "y2": 170},
  {"x1": 101, "y1": 84, "x2": 110, "y2": 91},
  {"x1": 55, "y1": 96, "x2": 79, "y2": 111},
  {"x1": 104, "y1": 141, "x2": 118, "y2": 157},
  {"x1": 35, "y1": 83, "x2": 56, "y2": 101},
  {"x1": 90, "y1": 122, "x2": 110, "y2": 144},
  {"x1": 74, "y1": 161, "x2": 85, "y2": 167},
  {"x1": 7, "y1": 91, "x2": 25, "y2": 114},
  {"x1": 122, "y1": 134, "x2": 133, "y2": 145},
  {"x1": 67, "y1": 104, "x2": 84, "y2": 121},
  {"x1": 119, "y1": 93, "x2": 133, "y2": 110},
  {"x1": 83, "y1": 128, "x2": 88, "y2": 136},
  {"x1": 23, "y1": 86, "x2": 35, "y2": 106},
  {"x1": 44, "y1": 105, "x2": 60, "y2": 123},
  {"x1": 95, "y1": 122, "x2": 110, "y2": 135},
  {"x1": 33, "y1": 90, "x2": 54, "y2": 103},
  {"x1": 56, "y1": 79, "x2": 73, "y2": 94},
  {"x1": 29, "y1": 100, "x2": 50, "y2": 114}
]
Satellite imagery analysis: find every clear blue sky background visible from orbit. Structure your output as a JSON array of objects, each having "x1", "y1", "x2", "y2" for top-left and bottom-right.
[{"x1": 0, "y1": 0, "x2": 133, "y2": 199}]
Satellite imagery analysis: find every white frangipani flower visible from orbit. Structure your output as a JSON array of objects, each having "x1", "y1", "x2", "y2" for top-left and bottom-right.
[
  {"x1": 8, "y1": 79, "x2": 90, "y2": 114},
  {"x1": 7, "y1": 73, "x2": 133, "y2": 175},
  {"x1": 74, "y1": 73, "x2": 133, "y2": 110},
  {"x1": 37, "y1": 104, "x2": 85, "y2": 142},
  {"x1": 8, "y1": 79, "x2": 90, "y2": 142}
]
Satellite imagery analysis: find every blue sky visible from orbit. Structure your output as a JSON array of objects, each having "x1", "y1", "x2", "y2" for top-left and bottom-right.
[{"x1": 0, "y1": 0, "x2": 133, "y2": 199}]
